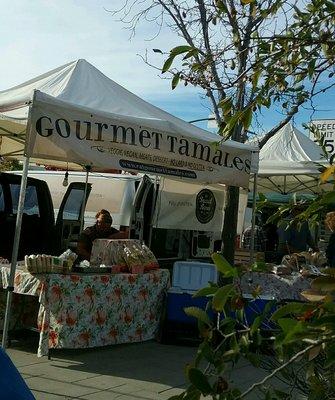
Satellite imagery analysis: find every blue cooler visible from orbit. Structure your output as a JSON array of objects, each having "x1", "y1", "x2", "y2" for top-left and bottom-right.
[
  {"x1": 165, "y1": 261, "x2": 277, "y2": 338},
  {"x1": 243, "y1": 295, "x2": 277, "y2": 331},
  {"x1": 167, "y1": 261, "x2": 218, "y2": 325}
]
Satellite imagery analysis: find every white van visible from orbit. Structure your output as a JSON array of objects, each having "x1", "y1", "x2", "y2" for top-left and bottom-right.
[
  {"x1": 10, "y1": 170, "x2": 247, "y2": 262},
  {"x1": 25, "y1": 170, "x2": 140, "y2": 229}
]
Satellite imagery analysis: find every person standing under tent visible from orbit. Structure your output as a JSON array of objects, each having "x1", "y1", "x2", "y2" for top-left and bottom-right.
[
  {"x1": 277, "y1": 206, "x2": 318, "y2": 262},
  {"x1": 241, "y1": 215, "x2": 267, "y2": 252},
  {"x1": 76, "y1": 209, "x2": 127, "y2": 261}
]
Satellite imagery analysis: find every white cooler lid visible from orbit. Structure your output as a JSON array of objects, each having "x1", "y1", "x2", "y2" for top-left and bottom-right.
[{"x1": 172, "y1": 261, "x2": 218, "y2": 291}]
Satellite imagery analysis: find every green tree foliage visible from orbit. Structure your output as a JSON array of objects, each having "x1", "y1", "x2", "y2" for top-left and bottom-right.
[
  {"x1": 115, "y1": 0, "x2": 335, "y2": 141},
  {"x1": 114, "y1": 0, "x2": 335, "y2": 266},
  {"x1": 170, "y1": 254, "x2": 335, "y2": 399},
  {"x1": 113, "y1": 2, "x2": 335, "y2": 398}
]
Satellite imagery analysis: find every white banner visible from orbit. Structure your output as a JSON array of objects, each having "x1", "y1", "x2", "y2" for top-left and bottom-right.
[
  {"x1": 26, "y1": 91, "x2": 256, "y2": 187},
  {"x1": 153, "y1": 179, "x2": 225, "y2": 231}
]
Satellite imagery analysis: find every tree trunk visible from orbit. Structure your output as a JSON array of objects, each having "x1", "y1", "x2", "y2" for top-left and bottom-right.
[{"x1": 221, "y1": 186, "x2": 239, "y2": 264}]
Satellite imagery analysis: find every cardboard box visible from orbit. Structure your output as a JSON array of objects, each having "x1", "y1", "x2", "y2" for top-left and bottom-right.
[{"x1": 234, "y1": 249, "x2": 265, "y2": 266}]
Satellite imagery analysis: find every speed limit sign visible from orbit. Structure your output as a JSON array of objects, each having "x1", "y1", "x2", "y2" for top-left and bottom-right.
[{"x1": 310, "y1": 119, "x2": 335, "y2": 156}]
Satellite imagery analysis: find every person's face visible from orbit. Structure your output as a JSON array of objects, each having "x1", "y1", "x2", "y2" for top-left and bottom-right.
[{"x1": 96, "y1": 216, "x2": 112, "y2": 234}]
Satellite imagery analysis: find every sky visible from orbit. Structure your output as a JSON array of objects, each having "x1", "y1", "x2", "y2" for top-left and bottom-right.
[{"x1": 1, "y1": 0, "x2": 334, "y2": 136}]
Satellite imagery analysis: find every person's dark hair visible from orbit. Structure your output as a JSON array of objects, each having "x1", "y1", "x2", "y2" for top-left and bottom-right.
[{"x1": 95, "y1": 209, "x2": 112, "y2": 223}]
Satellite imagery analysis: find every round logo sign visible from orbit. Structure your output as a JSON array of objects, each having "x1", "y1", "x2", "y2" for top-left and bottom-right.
[{"x1": 196, "y1": 189, "x2": 216, "y2": 224}]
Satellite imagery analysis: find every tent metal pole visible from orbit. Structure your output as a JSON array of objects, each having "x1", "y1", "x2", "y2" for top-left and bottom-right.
[
  {"x1": 250, "y1": 173, "x2": 258, "y2": 265},
  {"x1": 80, "y1": 166, "x2": 91, "y2": 233},
  {"x1": 148, "y1": 175, "x2": 159, "y2": 248},
  {"x1": 2, "y1": 156, "x2": 30, "y2": 349}
]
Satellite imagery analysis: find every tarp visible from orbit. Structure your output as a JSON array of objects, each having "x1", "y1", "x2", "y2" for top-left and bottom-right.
[
  {"x1": 0, "y1": 59, "x2": 258, "y2": 187},
  {"x1": 254, "y1": 123, "x2": 328, "y2": 194}
]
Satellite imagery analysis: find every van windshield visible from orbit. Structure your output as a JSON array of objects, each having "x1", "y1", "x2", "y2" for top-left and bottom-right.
[
  {"x1": 10, "y1": 184, "x2": 40, "y2": 216},
  {"x1": 61, "y1": 188, "x2": 85, "y2": 221}
]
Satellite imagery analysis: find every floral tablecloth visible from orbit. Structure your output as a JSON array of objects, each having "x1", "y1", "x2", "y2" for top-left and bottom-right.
[
  {"x1": 0, "y1": 266, "x2": 170, "y2": 357},
  {"x1": 0, "y1": 265, "x2": 42, "y2": 331},
  {"x1": 238, "y1": 272, "x2": 312, "y2": 301}
]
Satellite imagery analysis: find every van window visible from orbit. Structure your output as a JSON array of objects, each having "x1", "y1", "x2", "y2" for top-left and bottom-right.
[
  {"x1": 0, "y1": 184, "x2": 5, "y2": 212},
  {"x1": 61, "y1": 188, "x2": 85, "y2": 221},
  {"x1": 10, "y1": 184, "x2": 40, "y2": 216}
]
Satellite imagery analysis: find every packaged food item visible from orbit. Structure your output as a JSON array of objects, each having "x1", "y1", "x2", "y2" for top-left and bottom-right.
[
  {"x1": 111, "y1": 241, "x2": 128, "y2": 272},
  {"x1": 36, "y1": 255, "x2": 43, "y2": 273},
  {"x1": 80, "y1": 260, "x2": 90, "y2": 268},
  {"x1": 29, "y1": 255, "x2": 38, "y2": 273},
  {"x1": 59, "y1": 249, "x2": 77, "y2": 271},
  {"x1": 46, "y1": 255, "x2": 52, "y2": 272},
  {"x1": 52, "y1": 257, "x2": 64, "y2": 273},
  {"x1": 122, "y1": 242, "x2": 141, "y2": 273},
  {"x1": 140, "y1": 244, "x2": 159, "y2": 272}
]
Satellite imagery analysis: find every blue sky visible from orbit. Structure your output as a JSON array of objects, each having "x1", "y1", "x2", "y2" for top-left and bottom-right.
[{"x1": 1, "y1": 0, "x2": 334, "y2": 135}]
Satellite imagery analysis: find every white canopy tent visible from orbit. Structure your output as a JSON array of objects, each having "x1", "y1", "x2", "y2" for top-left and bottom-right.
[
  {"x1": 0, "y1": 59, "x2": 259, "y2": 349},
  {"x1": 253, "y1": 123, "x2": 328, "y2": 194},
  {"x1": 0, "y1": 59, "x2": 258, "y2": 186}
]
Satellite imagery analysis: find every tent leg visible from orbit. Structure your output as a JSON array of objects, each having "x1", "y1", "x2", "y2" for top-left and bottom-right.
[
  {"x1": 80, "y1": 166, "x2": 91, "y2": 233},
  {"x1": 250, "y1": 173, "x2": 258, "y2": 265},
  {"x1": 2, "y1": 156, "x2": 30, "y2": 349}
]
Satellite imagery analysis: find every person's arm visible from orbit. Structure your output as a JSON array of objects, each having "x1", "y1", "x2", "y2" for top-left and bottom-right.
[
  {"x1": 76, "y1": 233, "x2": 91, "y2": 261},
  {"x1": 76, "y1": 242, "x2": 91, "y2": 261}
]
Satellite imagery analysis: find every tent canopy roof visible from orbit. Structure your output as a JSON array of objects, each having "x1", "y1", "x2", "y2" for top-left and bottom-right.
[
  {"x1": 0, "y1": 59, "x2": 251, "y2": 147},
  {"x1": 0, "y1": 59, "x2": 258, "y2": 187},
  {"x1": 253, "y1": 123, "x2": 328, "y2": 194}
]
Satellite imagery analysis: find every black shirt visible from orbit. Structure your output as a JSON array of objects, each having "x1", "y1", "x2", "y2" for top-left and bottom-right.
[{"x1": 78, "y1": 224, "x2": 119, "y2": 260}]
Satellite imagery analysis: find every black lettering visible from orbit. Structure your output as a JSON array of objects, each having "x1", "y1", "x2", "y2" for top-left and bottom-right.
[
  {"x1": 223, "y1": 152, "x2": 233, "y2": 168},
  {"x1": 74, "y1": 120, "x2": 85, "y2": 140},
  {"x1": 212, "y1": 149, "x2": 223, "y2": 165},
  {"x1": 152, "y1": 131, "x2": 162, "y2": 149},
  {"x1": 167, "y1": 135, "x2": 178, "y2": 153},
  {"x1": 139, "y1": 129, "x2": 151, "y2": 148},
  {"x1": 192, "y1": 142, "x2": 210, "y2": 161},
  {"x1": 83, "y1": 121, "x2": 92, "y2": 141},
  {"x1": 55, "y1": 118, "x2": 70, "y2": 138},
  {"x1": 232, "y1": 156, "x2": 243, "y2": 171},
  {"x1": 111, "y1": 125, "x2": 136, "y2": 145},
  {"x1": 36, "y1": 116, "x2": 53, "y2": 137},
  {"x1": 245, "y1": 159, "x2": 251, "y2": 173},
  {"x1": 95, "y1": 122, "x2": 108, "y2": 142},
  {"x1": 178, "y1": 139, "x2": 189, "y2": 156}
]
